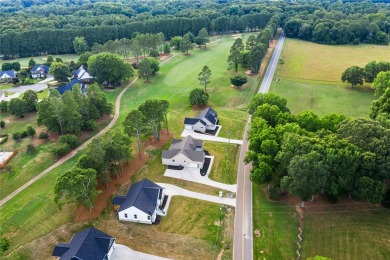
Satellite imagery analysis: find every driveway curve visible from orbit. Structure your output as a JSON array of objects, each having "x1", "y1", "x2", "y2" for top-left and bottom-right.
[{"x1": 0, "y1": 77, "x2": 138, "y2": 207}]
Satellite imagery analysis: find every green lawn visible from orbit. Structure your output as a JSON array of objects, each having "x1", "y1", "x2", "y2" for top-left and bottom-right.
[
  {"x1": 0, "y1": 34, "x2": 258, "y2": 257},
  {"x1": 252, "y1": 185, "x2": 298, "y2": 260},
  {"x1": 302, "y1": 206, "x2": 390, "y2": 259},
  {"x1": 270, "y1": 79, "x2": 375, "y2": 118},
  {"x1": 278, "y1": 38, "x2": 390, "y2": 84},
  {"x1": 0, "y1": 54, "x2": 79, "y2": 67}
]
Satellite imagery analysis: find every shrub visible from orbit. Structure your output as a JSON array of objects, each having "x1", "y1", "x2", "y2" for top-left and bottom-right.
[
  {"x1": 149, "y1": 49, "x2": 160, "y2": 57},
  {"x1": 84, "y1": 120, "x2": 97, "y2": 131},
  {"x1": 163, "y1": 43, "x2": 171, "y2": 54},
  {"x1": 38, "y1": 132, "x2": 49, "y2": 140},
  {"x1": 26, "y1": 144, "x2": 35, "y2": 153},
  {"x1": 0, "y1": 120, "x2": 5, "y2": 128},
  {"x1": 189, "y1": 88, "x2": 209, "y2": 106},
  {"x1": 59, "y1": 134, "x2": 79, "y2": 149},
  {"x1": 25, "y1": 125, "x2": 36, "y2": 137},
  {"x1": 52, "y1": 143, "x2": 71, "y2": 157},
  {"x1": 230, "y1": 75, "x2": 248, "y2": 88},
  {"x1": 12, "y1": 132, "x2": 21, "y2": 141},
  {"x1": 0, "y1": 101, "x2": 8, "y2": 112},
  {"x1": 20, "y1": 131, "x2": 28, "y2": 138},
  {"x1": 0, "y1": 237, "x2": 10, "y2": 253},
  {"x1": 0, "y1": 135, "x2": 8, "y2": 145},
  {"x1": 269, "y1": 185, "x2": 281, "y2": 200}
]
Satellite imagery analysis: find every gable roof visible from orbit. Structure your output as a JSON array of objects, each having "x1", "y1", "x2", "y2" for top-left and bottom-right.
[
  {"x1": 56, "y1": 79, "x2": 81, "y2": 95},
  {"x1": 72, "y1": 65, "x2": 94, "y2": 80},
  {"x1": 52, "y1": 227, "x2": 115, "y2": 260},
  {"x1": 32, "y1": 65, "x2": 49, "y2": 74},
  {"x1": 0, "y1": 70, "x2": 16, "y2": 78},
  {"x1": 113, "y1": 178, "x2": 163, "y2": 215},
  {"x1": 195, "y1": 107, "x2": 218, "y2": 125},
  {"x1": 162, "y1": 135, "x2": 204, "y2": 162}
]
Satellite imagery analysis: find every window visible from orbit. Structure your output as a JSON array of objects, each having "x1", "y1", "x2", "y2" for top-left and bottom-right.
[
  {"x1": 147, "y1": 216, "x2": 151, "y2": 220},
  {"x1": 172, "y1": 159, "x2": 175, "y2": 162},
  {"x1": 134, "y1": 214, "x2": 137, "y2": 219},
  {"x1": 124, "y1": 214, "x2": 128, "y2": 218}
]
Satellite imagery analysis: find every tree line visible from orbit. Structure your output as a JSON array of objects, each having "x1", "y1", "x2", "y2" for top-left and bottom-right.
[
  {"x1": 246, "y1": 93, "x2": 389, "y2": 206},
  {"x1": 341, "y1": 61, "x2": 390, "y2": 87}
]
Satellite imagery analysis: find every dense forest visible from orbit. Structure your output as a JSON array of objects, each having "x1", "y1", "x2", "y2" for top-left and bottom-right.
[{"x1": 0, "y1": 0, "x2": 389, "y2": 58}]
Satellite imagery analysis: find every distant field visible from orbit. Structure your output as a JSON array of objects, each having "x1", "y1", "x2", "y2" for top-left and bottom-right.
[
  {"x1": 270, "y1": 79, "x2": 375, "y2": 118},
  {"x1": 0, "y1": 54, "x2": 79, "y2": 67},
  {"x1": 278, "y1": 39, "x2": 390, "y2": 84},
  {"x1": 302, "y1": 206, "x2": 390, "y2": 259}
]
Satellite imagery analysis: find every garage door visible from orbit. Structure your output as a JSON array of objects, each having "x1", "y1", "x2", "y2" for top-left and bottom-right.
[
  {"x1": 188, "y1": 163, "x2": 199, "y2": 168},
  {"x1": 184, "y1": 125, "x2": 192, "y2": 130}
]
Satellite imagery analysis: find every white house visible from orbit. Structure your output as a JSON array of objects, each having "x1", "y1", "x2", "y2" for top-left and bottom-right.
[
  {"x1": 0, "y1": 70, "x2": 17, "y2": 83},
  {"x1": 0, "y1": 90, "x2": 5, "y2": 102},
  {"x1": 31, "y1": 65, "x2": 49, "y2": 79},
  {"x1": 112, "y1": 178, "x2": 165, "y2": 224},
  {"x1": 162, "y1": 135, "x2": 205, "y2": 168},
  {"x1": 52, "y1": 227, "x2": 116, "y2": 260},
  {"x1": 72, "y1": 65, "x2": 94, "y2": 83},
  {"x1": 184, "y1": 107, "x2": 218, "y2": 133}
]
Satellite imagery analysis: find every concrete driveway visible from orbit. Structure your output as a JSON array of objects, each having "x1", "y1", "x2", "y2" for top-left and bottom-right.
[
  {"x1": 164, "y1": 156, "x2": 237, "y2": 193},
  {"x1": 111, "y1": 244, "x2": 171, "y2": 260},
  {"x1": 157, "y1": 183, "x2": 236, "y2": 207},
  {"x1": 181, "y1": 129, "x2": 243, "y2": 145},
  {"x1": 4, "y1": 83, "x2": 48, "y2": 93}
]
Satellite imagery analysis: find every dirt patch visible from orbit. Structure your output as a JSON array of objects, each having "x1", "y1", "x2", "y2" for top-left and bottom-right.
[
  {"x1": 158, "y1": 53, "x2": 172, "y2": 63},
  {"x1": 191, "y1": 105, "x2": 208, "y2": 111},
  {"x1": 73, "y1": 130, "x2": 171, "y2": 222}
]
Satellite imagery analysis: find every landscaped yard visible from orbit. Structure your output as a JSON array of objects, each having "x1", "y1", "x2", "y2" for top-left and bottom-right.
[{"x1": 0, "y1": 34, "x2": 258, "y2": 259}]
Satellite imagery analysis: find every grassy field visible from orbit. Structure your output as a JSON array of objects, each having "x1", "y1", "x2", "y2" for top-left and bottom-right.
[
  {"x1": 0, "y1": 54, "x2": 79, "y2": 67},
  {"x1": 277, "y1": 39, "x2": 390, "y2": 84},
  {"x1": 0, "y1": 34, "x2": 257, "y2": 258},
  {"x1": 302, "y1": 206, "x2": 390, "y2": 259},
  {"x1": 252, "y1": 185, "x2": 298, "y2": 260},
  {"x1": 271, "y1": 79, "x2": 375, "y2": 118}
]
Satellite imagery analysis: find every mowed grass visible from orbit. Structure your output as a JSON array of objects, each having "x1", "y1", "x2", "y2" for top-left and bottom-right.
[
  {"x1": 0, "y1": 54, "x2": 79, "y2": 67},
  {"x1": 271, "y1": 79, "x2": 375, "y2": 118},
  {"x1": 278, "y1": 38, "x2": 390, "y2": 84},
  {"x1": 0, "y1": 34, "x2": 255, "y2": 257},
  {"x1": 302, "y1": 207, "x2": 390, "y2": 259},
  {"x1": 252, "y1": 185, "x2": 298, "y2": 260}
]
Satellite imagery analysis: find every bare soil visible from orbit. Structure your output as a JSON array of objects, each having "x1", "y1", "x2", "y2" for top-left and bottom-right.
[{"x1": 74, "y1": 130, "x2": 171, "y2": 222}]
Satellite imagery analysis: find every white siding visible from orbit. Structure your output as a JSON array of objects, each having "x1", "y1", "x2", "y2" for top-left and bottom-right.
[
  {"x1": 192, "y1": 121, "x2": 206, "y2": 133},
  {"x1": 184, "y1": 124, "x2": 193, "y2": 130},
  {"x1": 107, "y1": 240, "x2": 116, "y2": 259},
  {"x1": 118, "y1": 207, "x2": 152, "y2": 224}
]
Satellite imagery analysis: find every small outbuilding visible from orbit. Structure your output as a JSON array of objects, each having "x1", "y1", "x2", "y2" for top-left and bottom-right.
[
  {"x1": 162, "y1": 135, "x2": 205, "y2": 168},
  {"x1": 52, "y1": 227, "x2": 116, "y2": 260},
  {"x1": 112, "y1": 178, "x2": 165, "y2": 224},
  {"x1": 184, "y1": 107, "x2": 218, "y2": 133}
]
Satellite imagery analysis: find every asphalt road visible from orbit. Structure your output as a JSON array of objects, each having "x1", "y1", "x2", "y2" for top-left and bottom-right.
[{"x1": 233, "y1": 31, "x2": 286, "y2": 260}]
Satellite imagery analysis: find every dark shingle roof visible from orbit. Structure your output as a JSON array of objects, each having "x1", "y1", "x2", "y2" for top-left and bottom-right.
[
  {"x1": 32, "y1": 65, "x2": 49, "y2": 74},
  {"x1": 184, "y1": 118, "x2": 200, "y2": 125},
  {"x1": 195, "y1": 107, "x2": 218, "y2": 125},
  {"x1": 56, "y1": 79, "x2": 81, "y2": 95},
  {"x1": 113, "y1": 178, "x2": 163, "y2": 215},
  {"x1": 162, "y1": 135, "x2": 204, "y2": 162},
  {"x1": 0, "y1": 70, "x2": 16, "y2": 78},
  {"x1": 52, "y1": 227, "x2": 115, "y2": 260}
]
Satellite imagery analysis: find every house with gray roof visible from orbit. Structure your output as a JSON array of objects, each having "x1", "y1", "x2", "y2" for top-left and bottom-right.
[
  {"x1": 112, "y1": 178, "x2": 164, "y2": 224},
  {"x1": 184, "y1": 107, "x2": 218, "y2": 133},
  {"x1": 72, "y1": 65, "x2": 94, "y2": 83},
  {"x1": 52, "y1": 227, "x2": 115, "y2": 260},
  {"x1": 31, "y1": 65, "x2": 49, "y2": 79},
  {"x1": 162, "y1": 135, "x2": 205, "y2": 168}
]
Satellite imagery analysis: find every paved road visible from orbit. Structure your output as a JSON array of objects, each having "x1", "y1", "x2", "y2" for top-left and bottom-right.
[
  {"x1": 233, "y1": 31, "x2": 286, "y2": 260},
  {"x1": 259, "y1": 31, "x2": 285, "y2": 94},
  {"x1": 0, "y1": 77, "x2": 138, "y2": 207},
  {"x1": 4, "y1": 83, "x2": 48, "y2": 93}
]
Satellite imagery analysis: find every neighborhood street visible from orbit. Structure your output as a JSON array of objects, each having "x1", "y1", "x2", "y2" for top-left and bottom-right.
[
  {"x1": 4, "y1": 83, "x2": 48, "y2": 93},
  {"x1": 233, "y1": 30, "x2": 286, "y2": 260}
]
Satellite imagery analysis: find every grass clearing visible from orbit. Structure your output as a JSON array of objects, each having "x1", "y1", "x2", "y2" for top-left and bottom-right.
[
  {"x1": 302, "y1": 206, "x2": 390, "y2": 259},
  {"x1": 0, "y1": 54, "x2": 79, "y2": 67},
  {"x1": 271, "y1": 79, "x2": 375, "y2": 118},
  {"x1": 278, "y1": 38, "x2": 390, "y2": 84},
  {"x1": 252, "y1": 185, "x2": 298, "y2": 260}
]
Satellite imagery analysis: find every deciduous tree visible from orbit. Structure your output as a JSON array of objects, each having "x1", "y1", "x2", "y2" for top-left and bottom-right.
[
  {"x1": 73, "y1": 36, "x2": 89, "y2": 54},
  {"x1": 123, "y1": 110, "x2": 147, "y2": 158},
  {"x1": 50, "y1": 62, "x2": 71, "y2": 82},
  {"x1": 341, "y1": 66, "x2": 364, "y2": 87},
  {"x1": 198, "y1": 66, "x2": 211, "y2": 91},
  {"x1": 189, "y1": 88, "x2": 209, "y2": 106}
]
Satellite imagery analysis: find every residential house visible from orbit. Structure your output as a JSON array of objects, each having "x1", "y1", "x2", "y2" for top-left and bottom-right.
[
  {"x1": 162, "y1": 135, "x2": 205, "y2": 168},
  {"x1": 56, "y1": 79, "x2": 87, "y2": 95},
  {"x1": 52, "y1": 227, "x2": 115, "y2": 260},
  {"x1": 0, "y1": 90, "x2": 5, "y2": 102},
  {"x1": 0, "y1": 70, "x2": 17, "y2": 83},
  {"x1": 184, "y1": 107, "x2": 218, "y2": 133},
  {"x1": 112, "y1": 178, "x2": 165, "y2": 224},
  {"x1": 31, "y1": 65, "x2": 50, "y2": 79},
  {"x1": 72, "y1": 65, "x2": 94, "y2": 84}
]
